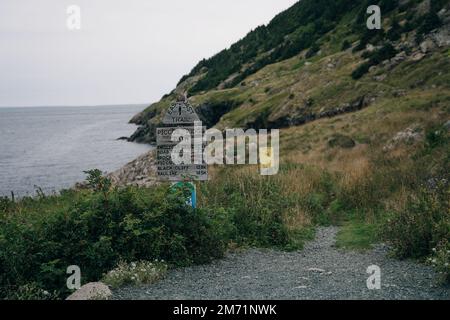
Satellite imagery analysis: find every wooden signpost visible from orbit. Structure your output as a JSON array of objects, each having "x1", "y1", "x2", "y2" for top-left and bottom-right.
[{"x1": 157, "y1": 100, "x2": 208, "y2": 208}]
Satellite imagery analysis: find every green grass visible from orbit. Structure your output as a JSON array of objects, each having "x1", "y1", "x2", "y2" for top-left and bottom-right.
[
  {"x1": 285, "y1": 227, "x2": 316, "y2": 251},
  {"x1": 335, "y1": 220, "x2": 379, "y2": 251}
]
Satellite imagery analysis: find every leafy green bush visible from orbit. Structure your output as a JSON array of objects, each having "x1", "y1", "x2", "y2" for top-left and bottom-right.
[
  {"x1": 102, "y1": 260, "x2": 167, "y2": 289},
  {"x1": 417, "y1": 12, "x2": 442, "y2": 37},
  {"x1": 0, "y1": 172, "x2": 224, "y2": 299},
  {"x1": 425, "y1": 126, "x2": 448, "y2": 149},
  {"x1": 352, "y1": 63, "x2": 371, "y2": 80},
  {"x1": 352, "y1": 43, "x2": 397, "y2": 79},
  {"x1": 352, "y1": 29, "x2": 385, "y2": 53},
  {"x1": 341, "y1": 40, "x2": 351, "y2": 51},
  {"x1": 387, "y1": 18, "x2": 401, "y2": 41},
  {"x1": 428, "y1": 240, "x2": 450, "y2": 284},
  {"x1": 1, "y1": 167, "x2": 305, "y2": 299},
  {"x1": 84, "y1": 169, "x2": 112, "y2": 196},
  {"x1": 369, "y1": 43, "x2": 397, "y2": 64},
  {"x1": 4, "y1": 283, "x2": 58, "y2": 300},
  {"x1": 0, "y1": 196, "x2": 13, "y2": 213}
]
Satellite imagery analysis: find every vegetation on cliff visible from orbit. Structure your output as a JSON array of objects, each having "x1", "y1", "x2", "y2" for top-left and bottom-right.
[{"x1": 129, "y1": 0, "x2": 450, "y2": 142}]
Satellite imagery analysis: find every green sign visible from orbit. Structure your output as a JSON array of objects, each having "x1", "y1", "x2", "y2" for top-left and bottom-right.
[{"x1": 171, "y1": 182, "x2": 197, "y2": 209}]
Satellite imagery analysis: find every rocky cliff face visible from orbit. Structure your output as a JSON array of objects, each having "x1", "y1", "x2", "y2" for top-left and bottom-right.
[{"x1": 107, "y1": 149, "x2": 158, "y2": 187}]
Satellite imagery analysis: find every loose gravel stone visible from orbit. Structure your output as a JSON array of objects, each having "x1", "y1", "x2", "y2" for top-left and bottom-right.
[{"x1": 112, "y1": 227, "x2": 450, "y2": 300}]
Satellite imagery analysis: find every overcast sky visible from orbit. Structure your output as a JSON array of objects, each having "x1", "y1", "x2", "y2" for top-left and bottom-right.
[{"x1": 0, "y1": 0, "x2": 298, "y2": 107}]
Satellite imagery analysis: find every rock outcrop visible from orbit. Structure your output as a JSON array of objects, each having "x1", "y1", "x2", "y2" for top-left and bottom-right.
[
  {"x1": 66, "y1": 282, "x2": 112, "y2": 300},
  {"x1": 383, "y1": 127, "x2": 424, "y2": 151},
  {"x1": 107, "y1": 150, "x2": 158, "y2": 188},
  {"x1": 328, "y1": 134, "x2": 356, "y2": 149}
]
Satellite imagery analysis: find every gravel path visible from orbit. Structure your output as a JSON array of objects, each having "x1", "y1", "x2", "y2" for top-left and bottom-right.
[{"x1": 113, "y1": 227, "x2": 449, "y2": 300}]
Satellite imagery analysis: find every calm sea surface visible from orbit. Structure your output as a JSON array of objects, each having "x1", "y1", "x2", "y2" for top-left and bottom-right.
[{"x1": 0, "y1": 105, "x2": 151, "y2": 197}]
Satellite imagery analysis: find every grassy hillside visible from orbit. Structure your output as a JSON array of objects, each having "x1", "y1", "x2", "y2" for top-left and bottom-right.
[{"x1": 129, "y1": 0, "x2": 450, "y2": 142}]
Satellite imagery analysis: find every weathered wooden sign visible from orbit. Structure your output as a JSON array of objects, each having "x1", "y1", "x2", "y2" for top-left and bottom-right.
[
  {"x1": 162, "y1": 101, "x2": 200, "y2": 125},
  {"x1": 157, "y1": 100, "x2": 208, "y2": 181},
  {"x1": 156, "y1": 126, "x2": 206, "y2": 145}
]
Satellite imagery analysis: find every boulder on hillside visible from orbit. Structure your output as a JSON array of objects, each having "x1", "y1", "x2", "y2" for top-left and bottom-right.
[
  {"x1": 383, "y1": 127, "x2": 424, "y2": 151},
  {"x1": 327, "y1": 134, "x2": 356, "y2": 149},
  {"x1": 410, "y1": 51, "x2": 426, "y2": 61},
  {"x1": 430, "y1": 28, "x2": 450, "y2": 47},
  {"x1": 420, "y1": 39, "x2": 436, "y2": 53},
  {"x1": 416, "y1": 0, "x2": 431, "y2": 16},
  {"x1": 374, "y1": 74, "x2": 387, "y2": 82}
]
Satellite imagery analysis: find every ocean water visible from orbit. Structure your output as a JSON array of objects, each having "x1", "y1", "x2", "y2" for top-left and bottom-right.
[{"x1": 0, "y1": 105, "x2": 152, "y2": 197}]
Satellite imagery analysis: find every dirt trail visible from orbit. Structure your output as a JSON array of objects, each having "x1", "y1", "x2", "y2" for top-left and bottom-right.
[{"x1": 113, "y1": 227, "x2": 449, "y2": 300}]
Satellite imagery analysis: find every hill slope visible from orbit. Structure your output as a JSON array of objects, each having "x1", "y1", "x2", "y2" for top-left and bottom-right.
[{"x1": 129, "y1": 0, "x2": 450, "y2": 144}]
